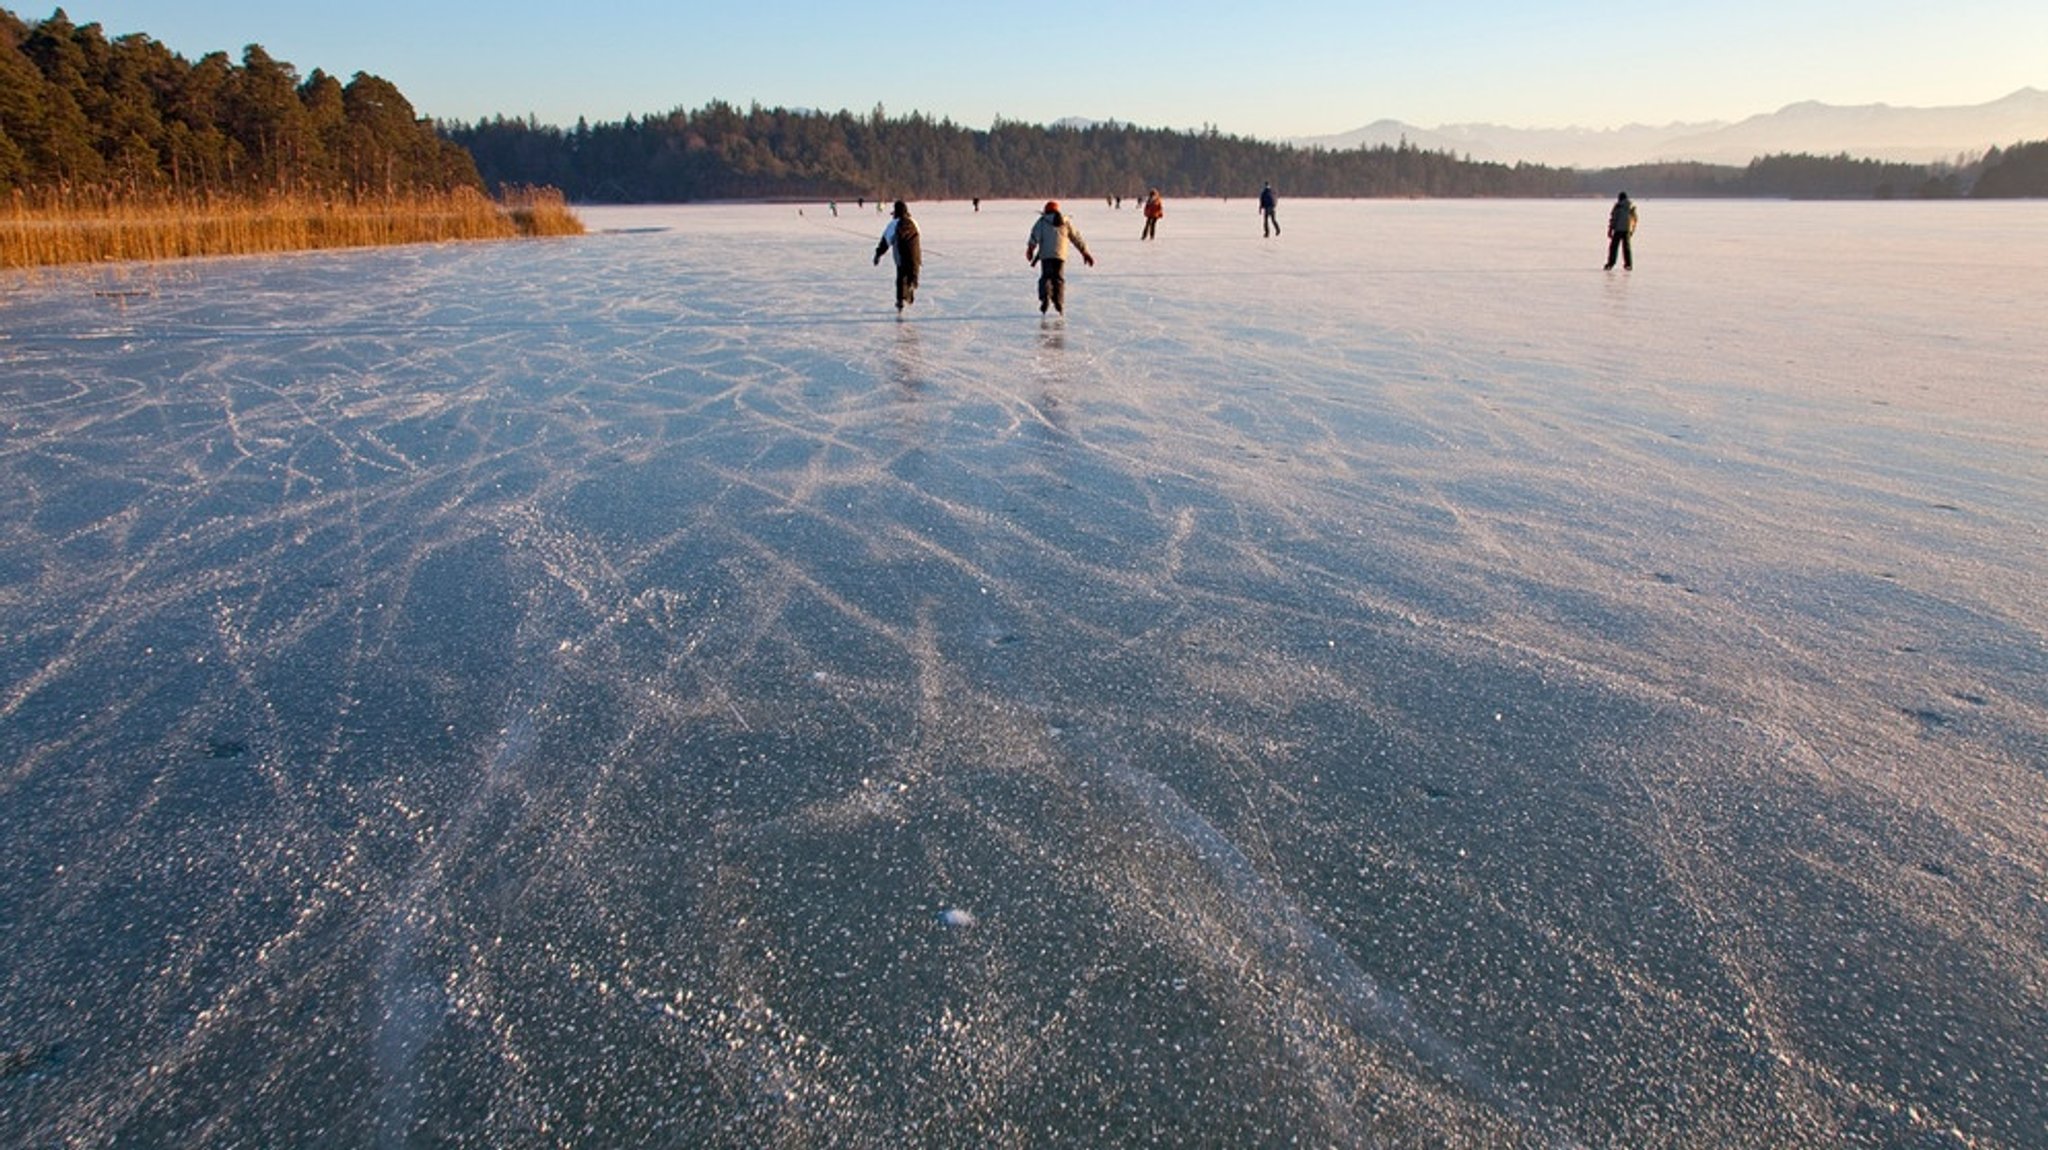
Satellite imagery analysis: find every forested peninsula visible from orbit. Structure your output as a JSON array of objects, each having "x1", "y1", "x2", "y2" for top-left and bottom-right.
[
  {"x1": 1, "y1": 7, "x2": 577, "y2": 268},
  {"x1": 448, "y1": 103, "x2": 2048, "y2": 204}
]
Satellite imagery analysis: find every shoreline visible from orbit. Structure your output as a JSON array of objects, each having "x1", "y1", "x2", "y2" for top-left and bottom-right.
[{"x1": 2, "y1": 187, "x2": 582, "y2": 270}]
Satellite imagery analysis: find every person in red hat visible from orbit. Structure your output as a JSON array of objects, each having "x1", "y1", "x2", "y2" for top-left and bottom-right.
[{"x1": 1024, "y1": 201, "x2": 1095, "y2": 314}]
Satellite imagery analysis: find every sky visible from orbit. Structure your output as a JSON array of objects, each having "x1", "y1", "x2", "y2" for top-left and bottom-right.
[{"x1": 45, "y1": 1, "x2": 2048, "y2": 138}]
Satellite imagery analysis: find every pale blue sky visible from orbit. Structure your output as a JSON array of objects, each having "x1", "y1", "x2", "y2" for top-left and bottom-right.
[{"x1": 48, "y1": 1, "x2": 2048, "y2": 137}]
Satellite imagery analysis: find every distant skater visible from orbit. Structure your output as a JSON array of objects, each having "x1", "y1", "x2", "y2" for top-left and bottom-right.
[
  {"x1": 1259, "y1": 182, "x2": 1281, "y2": 237},
  {"x1": 1141, "y1": 188, "x2": 1164, "y2": 240},
  {"x1": 1025, "y1": 200, "x2": 1094, "y2": 315},
  {"x1": 874, "y1": 200, "x2": 922, "y2": 311},
  {"x1": 1605, "y1": 191, "x2": 1637, "y2": 270}
]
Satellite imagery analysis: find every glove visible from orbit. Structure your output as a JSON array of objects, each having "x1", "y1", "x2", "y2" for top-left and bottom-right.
[{"x1": 1082, "y1": 253, "x2": 1095, "y2": 267}]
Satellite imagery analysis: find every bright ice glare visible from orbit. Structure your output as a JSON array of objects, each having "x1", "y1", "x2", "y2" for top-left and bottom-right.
[{"x1": 2, "y1": 198, "x2": 2044, "y2": 1146}]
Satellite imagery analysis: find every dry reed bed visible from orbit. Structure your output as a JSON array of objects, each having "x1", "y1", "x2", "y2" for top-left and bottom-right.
[{"x1": 3, "y1": 186, "x2": 582, "y2": 269}]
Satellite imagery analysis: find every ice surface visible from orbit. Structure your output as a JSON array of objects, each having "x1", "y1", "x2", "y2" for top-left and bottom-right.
[{"x1": 2, "y1": 199, "x2": 2045, "y2": 1146}]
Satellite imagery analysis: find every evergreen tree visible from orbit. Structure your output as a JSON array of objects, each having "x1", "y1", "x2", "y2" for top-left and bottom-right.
[
  {"x1": 0, "y1": 5, "x2": 486, "y2": 198},
  {"x1": 16, "y1": 8, "x2": 105, "y2": 183},
  {"x1": 225, "y1": 44, "x2": 309, "y2": 189},
  {"x1": 298, "y1": 67, "x2": 347, "y2": 190},
  {"x1": 1971, "y1": 140, "x2": 2048, "y2": 197},
  {"x1": 0, "y1": 10, "x2": 49, "y2": 185}
]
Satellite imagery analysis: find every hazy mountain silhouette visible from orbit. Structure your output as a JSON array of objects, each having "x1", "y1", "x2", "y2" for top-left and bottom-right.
[{"x1": 1297, "y1": 89, "x2": 2048, "y2": 168}]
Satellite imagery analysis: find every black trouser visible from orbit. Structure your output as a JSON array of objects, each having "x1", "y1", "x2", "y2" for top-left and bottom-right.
[
  {"x1": 895, "y1": 261, "x2": 918, "y2": 307},
  {"x1": 1141, "y1": 217, "x2": 1157, "y2": 240},
  {"x1": 1037, "y1": 258, "x2": 1065, "y2": 311},
  {"x1": 1605, "y1": 231, "x2": 1632, "y2": 269},
  {"x1": 1263, "y1": 208, "x2": 1280, "y2": 236}
]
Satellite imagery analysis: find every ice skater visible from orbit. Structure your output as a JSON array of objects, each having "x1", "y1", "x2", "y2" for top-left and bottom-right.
[
  {"x1": 874, "y1": 200, "x2": 922, "y2": 311},
  {"x1": 1604, "y1": 191, "x2": 1637, "y2": 270},
  {"x1": 1259, "y1": 182, "x2": 1280, "y2": 237},
  {"x1": 1025, "y1": 201, "x2": 1094, "y2": 315},
  {"x1": 1141, "y1": 188, "x2": 1164, "y2": 240}
]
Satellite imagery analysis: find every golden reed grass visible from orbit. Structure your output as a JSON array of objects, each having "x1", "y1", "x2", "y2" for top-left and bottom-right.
[{"x1": 2, "y1": 185, "x2": 582, "y2": 269}]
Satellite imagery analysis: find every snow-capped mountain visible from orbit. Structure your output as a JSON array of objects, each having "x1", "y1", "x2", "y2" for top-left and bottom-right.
[{"x1": 1296, "y1": 88, "x2": 2048, "y2": 168}]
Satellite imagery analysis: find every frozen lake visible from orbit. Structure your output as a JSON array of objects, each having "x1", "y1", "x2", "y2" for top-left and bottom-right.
[{"x1": 3, "y1": 199, "x2": 2045, "y2": 1146}]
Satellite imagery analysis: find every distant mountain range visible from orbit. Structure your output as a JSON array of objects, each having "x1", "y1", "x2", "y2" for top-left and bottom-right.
[{"x1": 1292, "y1": 88, "x2": 2048, "y2": 169}]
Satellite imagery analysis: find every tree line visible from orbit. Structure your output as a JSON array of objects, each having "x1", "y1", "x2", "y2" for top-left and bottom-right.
[
  {"x1": 447, "y1": 102, "x2": 2048, "y2": 204},
  {"x1": 1596, "y1": 148, "x2": 2048, "y2": 200},
  {"x1": 444, "y1": 103, "x2": 1582, "y2": 203},
  {"x1": 1967, "y1": 141, "x2": 2048, "y2": 197},
  {"x1": 1, "y1": 6, "x2": 482, "y2": 196},
  {"x1": 1593, "y1": 157, "x2": 1955, "y2": 200}
]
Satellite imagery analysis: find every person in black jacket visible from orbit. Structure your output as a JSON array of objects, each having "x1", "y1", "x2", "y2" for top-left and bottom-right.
[
  {"x1": 1259, "y1": 182, "x2": 1281, "y2": 237},
  {"x1": 874, "y1": 200, "x2": 922, "y2": 310},
  {"x1": 1604, "y1": 192, "x2": 1637, "y2": 271}
]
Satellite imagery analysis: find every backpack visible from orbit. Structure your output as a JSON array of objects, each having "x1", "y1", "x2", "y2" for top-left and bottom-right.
[
  {"x1": 894, "y1": 217, "x2": 921, "y2": 264},
  {"x1": 1610, "y1": 200, "x2": 1635, "y2": 234}
]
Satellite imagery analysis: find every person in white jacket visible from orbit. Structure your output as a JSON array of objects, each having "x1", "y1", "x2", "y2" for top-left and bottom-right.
[
  {"x1": 1025, "y1": 201, "x2": 1095, "y2": 314},
  {"x1": 874, "y1": 200, "x2": 921, "y2": 311}
]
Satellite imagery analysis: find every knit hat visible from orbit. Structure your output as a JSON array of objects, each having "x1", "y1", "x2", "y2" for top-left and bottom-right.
[{"x1": 1043, "y1": 200, "x2": 1059, "y2": 213}]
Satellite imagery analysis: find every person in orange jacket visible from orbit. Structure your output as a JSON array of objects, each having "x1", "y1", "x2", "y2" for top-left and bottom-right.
[{"x1": 1141, "y1": 187, "x2": 1164, "y2": 241}]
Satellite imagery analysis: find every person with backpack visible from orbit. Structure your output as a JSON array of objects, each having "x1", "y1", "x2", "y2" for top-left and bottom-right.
[
  {"x1": 1025, "y1": 201, "x2": 1095, "y2": 315},
  {"x1": 1259, "y1": 182, "x2": 1281, "y2": 237},
  {"x1": 874, "y1": 200, "x2": 922, "y2": 311},
  {"x1": 1604, "y1": 192, "x2": 1637, "y2": 271},
  {"x1": 1141, "y1": 188, "x2": 1164, "y2": 241}
]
